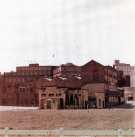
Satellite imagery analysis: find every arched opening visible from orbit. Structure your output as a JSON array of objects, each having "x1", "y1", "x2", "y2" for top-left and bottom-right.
[
  {"x1": 128, "y1": 96, "x2": 133, "y2": 101},
  {"x1": 59, "y1": 98, "x2": 64, "y2": 109},
  {"x1": 118, "y1": 96, "x2": 121, "y2": 104},
  {"x1": 65, "y1": 94, "x2": 70, "y2": 105},
  {"x1": 74, "y1": 95, "x2": 79, "y2": 106},
  {"x1": 70, "y1": 94, "x2": 74, "y2": 105},
  {"x1": 88, "y1": 97, "x2": 96, "y2": 108},
  {"x1": 46, "y1": 99, "x2": 52, "y2": 109},
  {"x1": 99, "y1": 99, "x2": 101, "y2": 107}
]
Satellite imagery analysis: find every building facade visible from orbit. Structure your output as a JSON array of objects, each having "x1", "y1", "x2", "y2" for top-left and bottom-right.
[
  {"x1": 114, "y1": 60, "x2": 135, "y2": 100},
  {"x1": 0, "y1": 60, "x2": 125, "y2": 108},
  {"x1": 114, "y1": 60, "x2": 135, "y2": 87},
  {"x1": 38, "y1": 77, "x2": 86, "y2": 109},
  {"x1": 0, "y1": 64, "x2": 57, "y2": 106},
  {"x1": 39, "y1": 60, "x2": 124, "y2": 109}
]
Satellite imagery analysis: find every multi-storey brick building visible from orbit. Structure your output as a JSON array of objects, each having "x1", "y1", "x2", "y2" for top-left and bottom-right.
[
  {"x1": 0, "y1": 64, "x2": 57, "y2": 106},
  {"x1": 39, "y1": 60, "x2": 124, "y2": 109},
  {"x1": 0, "y1": 60, "x2": 125, "y2": 108},
  {"x1": 81, "y1": 60, "x2": 118, "y2": 85},
  {"x1": 81, "y1": 60, "x2": 124, "y2": 108},
  {"x1": 16, "y1": 64, "x2": 56, "y2": 78},
  {"x1": 114, "y1": 60, "x2": 135, "y2": 101},
  {"x1": 114, "y1": 60, "x2": 134, "y2": 87}
]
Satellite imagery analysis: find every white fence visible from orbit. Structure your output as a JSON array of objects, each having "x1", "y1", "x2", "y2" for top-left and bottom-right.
[{"x1": 0, "y1": 128, "x2": 135, "y2": 137}]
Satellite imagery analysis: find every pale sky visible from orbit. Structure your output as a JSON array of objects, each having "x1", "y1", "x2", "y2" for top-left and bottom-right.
[{"x1": 0, "y1": 0, "x2": 135, "y2": 72}]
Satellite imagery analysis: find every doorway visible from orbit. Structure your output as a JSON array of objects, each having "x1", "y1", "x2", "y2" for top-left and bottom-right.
[
  {"x1": 59, "y1": 98, "x2": 64, "y2": 109},
  {"x1": 46, "y1": 100, "x2": 52, "y2": 109}
]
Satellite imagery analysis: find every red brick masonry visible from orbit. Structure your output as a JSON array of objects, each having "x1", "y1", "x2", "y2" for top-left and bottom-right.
[{"x1": 0, "y1": 60, "x2": 127, "y2": 108}]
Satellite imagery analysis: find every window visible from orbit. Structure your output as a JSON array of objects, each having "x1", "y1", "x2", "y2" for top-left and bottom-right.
[
  {"x1": 93, "y1": 71, "x2": 99, "y2": 81},
  {"x1": 56, "y1": 93, "x2": 61, "y2": 96},
  {"x1": 49, "y1": 93, "x2": 54, "y2": 97},
  {"x1": 42, "y1": 94, "x2": 46, "y2": 97}
]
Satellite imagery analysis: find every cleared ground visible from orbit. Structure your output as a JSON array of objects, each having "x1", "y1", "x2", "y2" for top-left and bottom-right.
[
  {"x1": 0, "y1": 103, "x2": 135, "y2": 137},
  {"x1": 0, "y1": 106, "x2": 38, "y2": 111},
  {"x1": 0, "y1": 109, "x2": 134, "y2": 130}
]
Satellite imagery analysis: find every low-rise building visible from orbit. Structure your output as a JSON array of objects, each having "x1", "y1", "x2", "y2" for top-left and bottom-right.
[{"x1": 38, "y1": 77, "x2": 86, "y2": 109}]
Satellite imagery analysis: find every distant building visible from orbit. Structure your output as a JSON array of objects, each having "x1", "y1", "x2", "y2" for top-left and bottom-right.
[
  {"x1": 53, "y1": 63, "x2": 81, "y2": 78},
  {"x1": 114, "y1": 60, "x2": 135, "y2": 101},
  {"x1": 124, "y1": 87, "x2": 135, "y2": 101},
  {"x1": 16, "y1": 63, "x2": 56, "y2": 78},
  {"x1": 114, "y1": 60, "x2": 135, "y2": 87}
]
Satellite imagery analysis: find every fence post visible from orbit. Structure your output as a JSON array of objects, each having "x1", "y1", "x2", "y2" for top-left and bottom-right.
[
  {"x1": 117, "y1": 129, "x2": 123, "y2": 137},
  {"x1": 4, "y1": 127, "x2": 9, "y2": 137},
  {"x1": 59, "y1": 127, "x2": 64, "y2": 137}
]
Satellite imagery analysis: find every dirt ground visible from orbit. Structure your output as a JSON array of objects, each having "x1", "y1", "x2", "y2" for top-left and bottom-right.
[{"x1": 0, "y1": 109, "x2": 134, "y2": 130}]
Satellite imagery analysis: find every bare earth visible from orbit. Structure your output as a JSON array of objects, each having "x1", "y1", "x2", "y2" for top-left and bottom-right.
[{"x1": 0, "y1": 109, "x2": 134, "y2": 130}]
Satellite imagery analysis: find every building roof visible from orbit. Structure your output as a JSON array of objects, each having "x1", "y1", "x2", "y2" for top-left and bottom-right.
[
  {"x1": 105, "y1": 65, "x2": 117, "y2": 72},
  {"x1": 37, "y1": 76, "x2": 82, "y2": 89},
  {"x1": 62, "y1": 63, "x2": 76, "y2": 67},
  {"x1": 60, "y1": 63, "x2": 80, "y2": 68},
  {"x1": 82, "y1": 60, "x2": 104, "y2": 68}
]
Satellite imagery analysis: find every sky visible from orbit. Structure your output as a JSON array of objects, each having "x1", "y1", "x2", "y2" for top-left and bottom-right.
[{"x1": 0, "y1": 0, "x2": 134, "y2": 72}]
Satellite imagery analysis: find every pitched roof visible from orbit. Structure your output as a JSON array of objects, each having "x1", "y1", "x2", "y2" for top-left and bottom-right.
[{"x1": 82, "y1": 60, "x2": 104, "y2": 68}]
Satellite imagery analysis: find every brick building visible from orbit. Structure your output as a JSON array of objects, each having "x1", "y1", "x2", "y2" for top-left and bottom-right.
[
  {"x1": 114, "y1": 60, "x2": 135, "y2": 100},
  {"x1": 114, "y1": 60, "x2": 134, "y2": 87},
  {"x1": 0, "y1": 60, "x2": 125, "y2": 108},
  {"x1": 81, "y1": 60, "x2": 118, "y2": 85},
  {"x1": 53, "y1": 63, "x2": 81, "y2": 78},
  {"x1": 39, "y1": 60, "x2": 124, "y2": 109},
  {"x1": 81, "y1": 60, "x2": 124, "y2": 108},
  {"x1": 0, "y1": 64, "x2": 57, "y2": 106},
  {"x1": 16, "y1": 64, "x2": 56, "y2": 78},
  {"x1": 38, "y1": 77, "x2": 85, "y2": 109}
]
